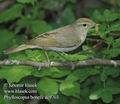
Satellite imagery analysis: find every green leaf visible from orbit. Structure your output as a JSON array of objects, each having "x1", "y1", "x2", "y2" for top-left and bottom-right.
[
  {"x1": 105, "y1": 37, "x2": 114, "y2": 45},
  {"x1": 62, "y1": 6, "x2": 75, "y2": 24},
  {"x1": 108, "y1": 23, "x2": 120, "y2": 32},
  {"x1": 0, "y1": 66, "x2": 32, "y2": 83},
  {"x1": 16, "y1": 0, "x2": 36, "y2": 5},
  {"x1": 104, "y1": 9, "x2": 119, "y2": 22},
  {"x1": 31, "y1": 20, "x2": 52, "y2": 35},
  {"x1": 103, "y1": 48, "x2": 120, "y2": 58},
  {"x1": 0, "y1": 30, "x2": 15, "y2": 52},
  {"x1": 15, "y1": 16, "x2": 32, "y2": 34},
  {"x1": 16, "y1": 17, "x2": 51, "y2": 36},
  {"x1": 50, "y1": 94, "x2": 68, "y2": 104},
  {"x1": 100, "y1": 67, "x2": 120, "y2": 82},
  {"x1": 101, "y1": 91, "x2": 112, "y2": 103},
  {"x1": 60, "y1": 81, "x2": 80, "y2": 96},
  {"x1": 37, "y1": 78, "x2": 58, "y2": 96},
  {"x1": 66, "y1": 68, "x2": 99, "y2": 83},
  {"x1": 9, "y1": 52, "x2": 28, "y2": 60},
  {"x1": 64, "y1": 54, "x2": 89, "y2": 61},
  {"x1": 105, "y1": 79, "x2": 120, "y2": 88},
  {"x1": 33, "y1": 67, "x2": 71, "y2": 78},
  {"x1": 112, "y1": 38, "x2": 120, "y2": 48},
  {"x1": 0, "y1": 4, "x2": 23, "y2": 23},
  {"x1": 89, "y1": 87, "x2": 120, "y2": 103},
  {"x1": 98, "y1": 24, "x2": 107, "y2": 38},
  {"x1": 39, "y1": 0, "x2": 65, "y2": 10},
  {"x1": 25, "y1": 50, "x2": 45, "y2": 61},
  {"x1": 47, "y1": 68, "x2": 71, "y2": 78},
  {"x1": 92, "y1": 10, "x2": 105, "y2": 22},
  {"x1": 69, "y1": 98, "x2": 80, "y2": 104}
]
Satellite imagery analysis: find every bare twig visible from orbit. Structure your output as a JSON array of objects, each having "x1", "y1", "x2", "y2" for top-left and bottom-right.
[
  {"x1": 86, "y1": 38, "x2": 104, "y2": 43},
  {"x1": 0, "y1": 58, "x2": 120, "y2": 69}
]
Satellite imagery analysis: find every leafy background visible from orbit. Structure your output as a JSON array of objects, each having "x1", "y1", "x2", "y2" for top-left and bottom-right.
[{"x1": 0, "y1": 0, "x2": 120, "y2": 104}]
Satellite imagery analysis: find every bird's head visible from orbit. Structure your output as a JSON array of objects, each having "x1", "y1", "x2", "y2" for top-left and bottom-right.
[{"x1": 73, "y1": 18, "x2": 97, "y2": 32}]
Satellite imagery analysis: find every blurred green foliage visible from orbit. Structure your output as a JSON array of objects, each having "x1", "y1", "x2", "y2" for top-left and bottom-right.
[{"x1": 0, "y1": 0, "x2": 120, "y2": 104}]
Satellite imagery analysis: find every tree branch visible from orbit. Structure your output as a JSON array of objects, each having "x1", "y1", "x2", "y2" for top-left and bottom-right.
[{"x1": 0, "y1": 58, "x2": 120, "y2": 69}]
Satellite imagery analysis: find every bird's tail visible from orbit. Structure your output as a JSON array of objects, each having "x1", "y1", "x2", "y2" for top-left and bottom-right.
[{"x1": 4, "y1": 44, "x2": 33, "y2": 54}]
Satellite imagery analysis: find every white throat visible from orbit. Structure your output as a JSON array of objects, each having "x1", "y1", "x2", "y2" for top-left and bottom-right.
[{"x1": 76, "y1": 27, "x2": 88, "y2": 45}]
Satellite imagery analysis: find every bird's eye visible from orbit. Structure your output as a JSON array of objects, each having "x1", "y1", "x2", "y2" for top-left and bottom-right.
[{"x1": 83, "y1": 24, "x2": 87, "y2": 27}]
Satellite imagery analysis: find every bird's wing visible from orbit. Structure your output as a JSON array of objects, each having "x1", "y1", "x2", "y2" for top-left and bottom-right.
[
  {"x1": 26, "y1": 24, "x2": 83, "y2": 51},
  {"x1": 27, "y1": 28, "x2": 77, "y2": 48}
]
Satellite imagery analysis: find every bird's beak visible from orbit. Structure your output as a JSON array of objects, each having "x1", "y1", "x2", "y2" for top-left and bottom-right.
[
  {"x1": 89, "y1": 23, "x2": 99, "y2": 33},
  {"x1": 93, "y1": 23, "x2": 99, "y2": 28},
  {"x1": 90, "y1": 22, "x2": 98, "y2": 29},
  {"x1": 91, "y1": 23, "x2": 99, "y2": 32}
]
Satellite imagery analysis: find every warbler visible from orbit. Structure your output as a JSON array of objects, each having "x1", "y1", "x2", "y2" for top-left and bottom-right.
[{"x1": 4, "y1": 18, "x2": 97, "y2": 54}]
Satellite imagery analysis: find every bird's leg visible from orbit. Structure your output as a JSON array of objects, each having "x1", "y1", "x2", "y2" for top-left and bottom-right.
[
  {"x1": 38, "y1": 66, "x2": 41, "y2": 70},
  {"x1": 44, "y1": 50, "x2": 51, "y2": 67},
  {"x1": 37, "y1": 50, "x2": 49, "y2": 70},
  {"x1": 55, "y1": 51, "x2": 69, "y2": 61},
  {"x1": 55, "y1": 51, "x2": 75, "y2": 69}
]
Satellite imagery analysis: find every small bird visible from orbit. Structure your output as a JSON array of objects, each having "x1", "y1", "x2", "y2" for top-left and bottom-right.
[{"x1": 4, "y1": 18, "x2": 97, "y2": 54}]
